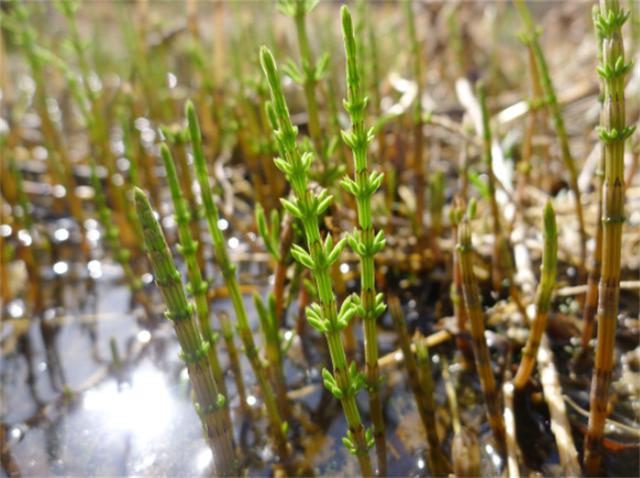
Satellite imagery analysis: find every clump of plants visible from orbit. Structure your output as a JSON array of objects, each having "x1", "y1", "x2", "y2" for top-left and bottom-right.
[{"x1": 1, "y1": 1, "x2": 638, "y2": 477}]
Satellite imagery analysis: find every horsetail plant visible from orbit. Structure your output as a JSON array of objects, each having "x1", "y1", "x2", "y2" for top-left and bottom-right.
[
  {"x1": 217, "y1": 310, "x2": 248, "y2": 413},
  {"x1": 457, "y1": 199, "x2": 506, "y2": 453},
  {"x1": 405, "y1": 0, "x2": 427, "y2": 236},
  {"x1": 255, "y1": 204, "x2": 295, "y2": 323},
  {"x1": 58, "y1": 0, "x2": 132, "y2": 233},
  {"x1": 277, "y1": 0, "x2": 326, "y2": 154},
  {"x1": 513, "y1": 202, "x2": 557, "y2": 389},
  {"x1": 161, "y1": 125, "x2": 207, "y2": 274},
  {"x1": 9, "y1": 2, "x2": 89, "y2": 252},
  {"x1": 160, "y1": 143, "x2": 226, "y2": 397},
  {"x1": 477, "y1": 82, "x2": 528, "y2": 320},
  {"x1": 581, "y1": 8, "x2": 607, "y2": 351},
  {"x1": 442, "y1": 356, "x2": 481, "y2": 478},
  {"x1": 186, "y1": 101, "x2": 290, "y2": 460},
  {"x1": 260, "y1": 45, "x2": 374, "y2": 476},
  {"x1": 133, "y1": 188, "x2": 237, "y2": 477},
  {"x1": 254, "y1": 292, "x2": 291, "y2": 420},
  {"x1": 449, "y1": 201, "x2": 470, "y2": 364},
  {"x1": 389, "y1": 296, "x2": 449, "y2": 476},
  {"x1": 429, "y1": 171, "x2": 445, "y2": 238},
  {"x1": 514, "y1": 0, "x2": 587, "y2": 273},
  {"x1": 339, "y1": 7, "x2": 387, "y2": 474},
  {"x1": 584, "y1": 1, "x2": 635, "y2": 474},
  {"x1": 415, "y1": 334, "x2": 451, "y2": 476},
  {"x1": 89, "y1": 160, "x2": 145, "y2": 301}
]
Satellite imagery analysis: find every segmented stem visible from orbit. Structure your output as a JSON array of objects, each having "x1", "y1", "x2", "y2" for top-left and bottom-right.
[
  {"x1": 340, "y1": 7, "x2": 387, "y2": 475},
  {"x1": 514, "y1": 0, "x2": 587, "y2": 272},
  {"x1": 585, "y1": 1, "x2": 634, "y2": 473},
  {"x1": 457, "y1": 214, "x2": 506, "y2": 452},
  {"x1": 89, "y1": 161, "x2": 142, "y2": 295},
  {"x1": 260, "y1": 46, "x2": 374, "y2": 476},
  {"x1": 581, "y1": 9, "x2": 607, "y2": 350},
  {"x1": 477, "y1": 83, "x2": 528, "y2": 319},
  {"x1": 255, "y1": 293, "x2": 290, "y2": 420},
  {"x1": 217, "y1": 310, "x2": 247, "y2": 411},
  {"x1": 160, "y1": 144, "x2": 226, "y2": 396},
  {"x1": 389, "y1": 296, "x2": 449, "y2": 476},
  {"x1": 406, "y1": 0, "x2": 427, "y2": 235},
  {"x1": 134, "y1": 188, "x2": 236, "y2": 476},
  {"x1": 514, "y1": 202, "x2": 558, "y2": 389},
  {"x1": 186, "y1": 101, "x2": 289, "y2": 459}
]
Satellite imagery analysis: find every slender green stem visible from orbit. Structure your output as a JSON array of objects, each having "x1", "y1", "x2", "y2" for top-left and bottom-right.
[
  {"x1": 514, "y1": 0, "x2": 587, "y2": 273},
  {"x1": 11, "y1": 2, "x2": 88, "y2": 250},
  {"x1": 254, "y1": 293, "x2": 290, "y2": 420},
  {"x1": 59, "y1": 0, "x2": 133, "y2": 235},
  {"x1": 478, "y1": 83, "x2": 528, "y2": 319},
  {"x1": 160, "y1": 144, "x2": 226, "y2": 396},
  {"x1": 260, "y1": 45, "x2": 374, "y2": 476},
  {"x1": 406, "y1": 1, "x2": 426, "y2": 235},
  {"x1": 186, "y1": 101, "x2": 289, "y2": 459},
  {"x1": 217, "y1": 310, "x2": 247, "y2": 411},
  {"x1": 89, "y1": 161, "x2": 142, "y2": 295},
  {"x1": 294, "y1": 11, "x2": 321, "y2": 149},
  {"x1": 340, "y1": 7, "x2": 387, "y2": 474},
  {"x1": 585, "y1": 1, "x2": 635, "y2": 474},
  {"x1": 513, "y1": 202, "x2": 558, "y2": 389},
  {"x1": 134, "y1": 188, "x2": 237, "y2": 476}
]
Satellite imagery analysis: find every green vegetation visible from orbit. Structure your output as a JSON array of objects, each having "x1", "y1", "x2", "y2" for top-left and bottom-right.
[
  {"x1": 2, "y1": 2, "x2": 637, "y2": 477},
  {"x1": 584, "y1": 1, "x2": 635, "y2": 474},
  {"x1": 134, "y1": 188, "x2": 237, "y2": 476}
]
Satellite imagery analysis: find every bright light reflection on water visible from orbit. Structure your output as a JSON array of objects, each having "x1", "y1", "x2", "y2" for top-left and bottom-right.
[
  {"x1": 54, "y1": 228, "x2": 70, "y2": 242},
  {"x1": 485, "y1": 443, "x2": 502, "y2": 469},
  {"x1": 87, "y1": 260, "x2": 103, "y2": 279},
  {"x1": 87, "y1": 229, "x2": 101, "y2": 241},
  {"x1": 195, "y1": 448, "x2": 212, "y2": 472},
  {"x1": 53, "y1": 261, "x2": 69, "y2": 275},
  {"x1": 83, "y1": 369, "x2": 174, "y2": 439},
  {"x1": 17, "y1": 229, "x2": 32, "y2": 246}
]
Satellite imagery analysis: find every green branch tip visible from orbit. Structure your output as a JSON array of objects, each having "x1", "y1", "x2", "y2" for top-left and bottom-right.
[{"x1": 543, "y1": 201, "x2": 557, "y2": 241}]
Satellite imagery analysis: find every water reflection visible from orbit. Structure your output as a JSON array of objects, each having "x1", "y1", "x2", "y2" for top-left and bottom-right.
[
  {"x1": 83, "y1": 368, "x2": 174, "y2": 440},
  {"x1": 52, "y1": 262, "x2": 69, "y2": 276}
]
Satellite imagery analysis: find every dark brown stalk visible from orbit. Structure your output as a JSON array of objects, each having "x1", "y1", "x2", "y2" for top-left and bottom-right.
[
  {"x1": 581, "y1": 149, "x2": 605, "y2": 350},
  {"x1": 389, "y1": 295, "x2": 449, "y2": 476},
  {"x1": 457, "y1": 213, "x2": 506, "y2": 452}
]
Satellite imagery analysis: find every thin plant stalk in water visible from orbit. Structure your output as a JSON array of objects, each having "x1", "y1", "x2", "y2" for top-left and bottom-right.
[
  {"x1": 133, "y1": 187, "x2": 237, "y2": 477},
  {"x1": 457, "y1": 200, "x2": 506, "y2": 452}
]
